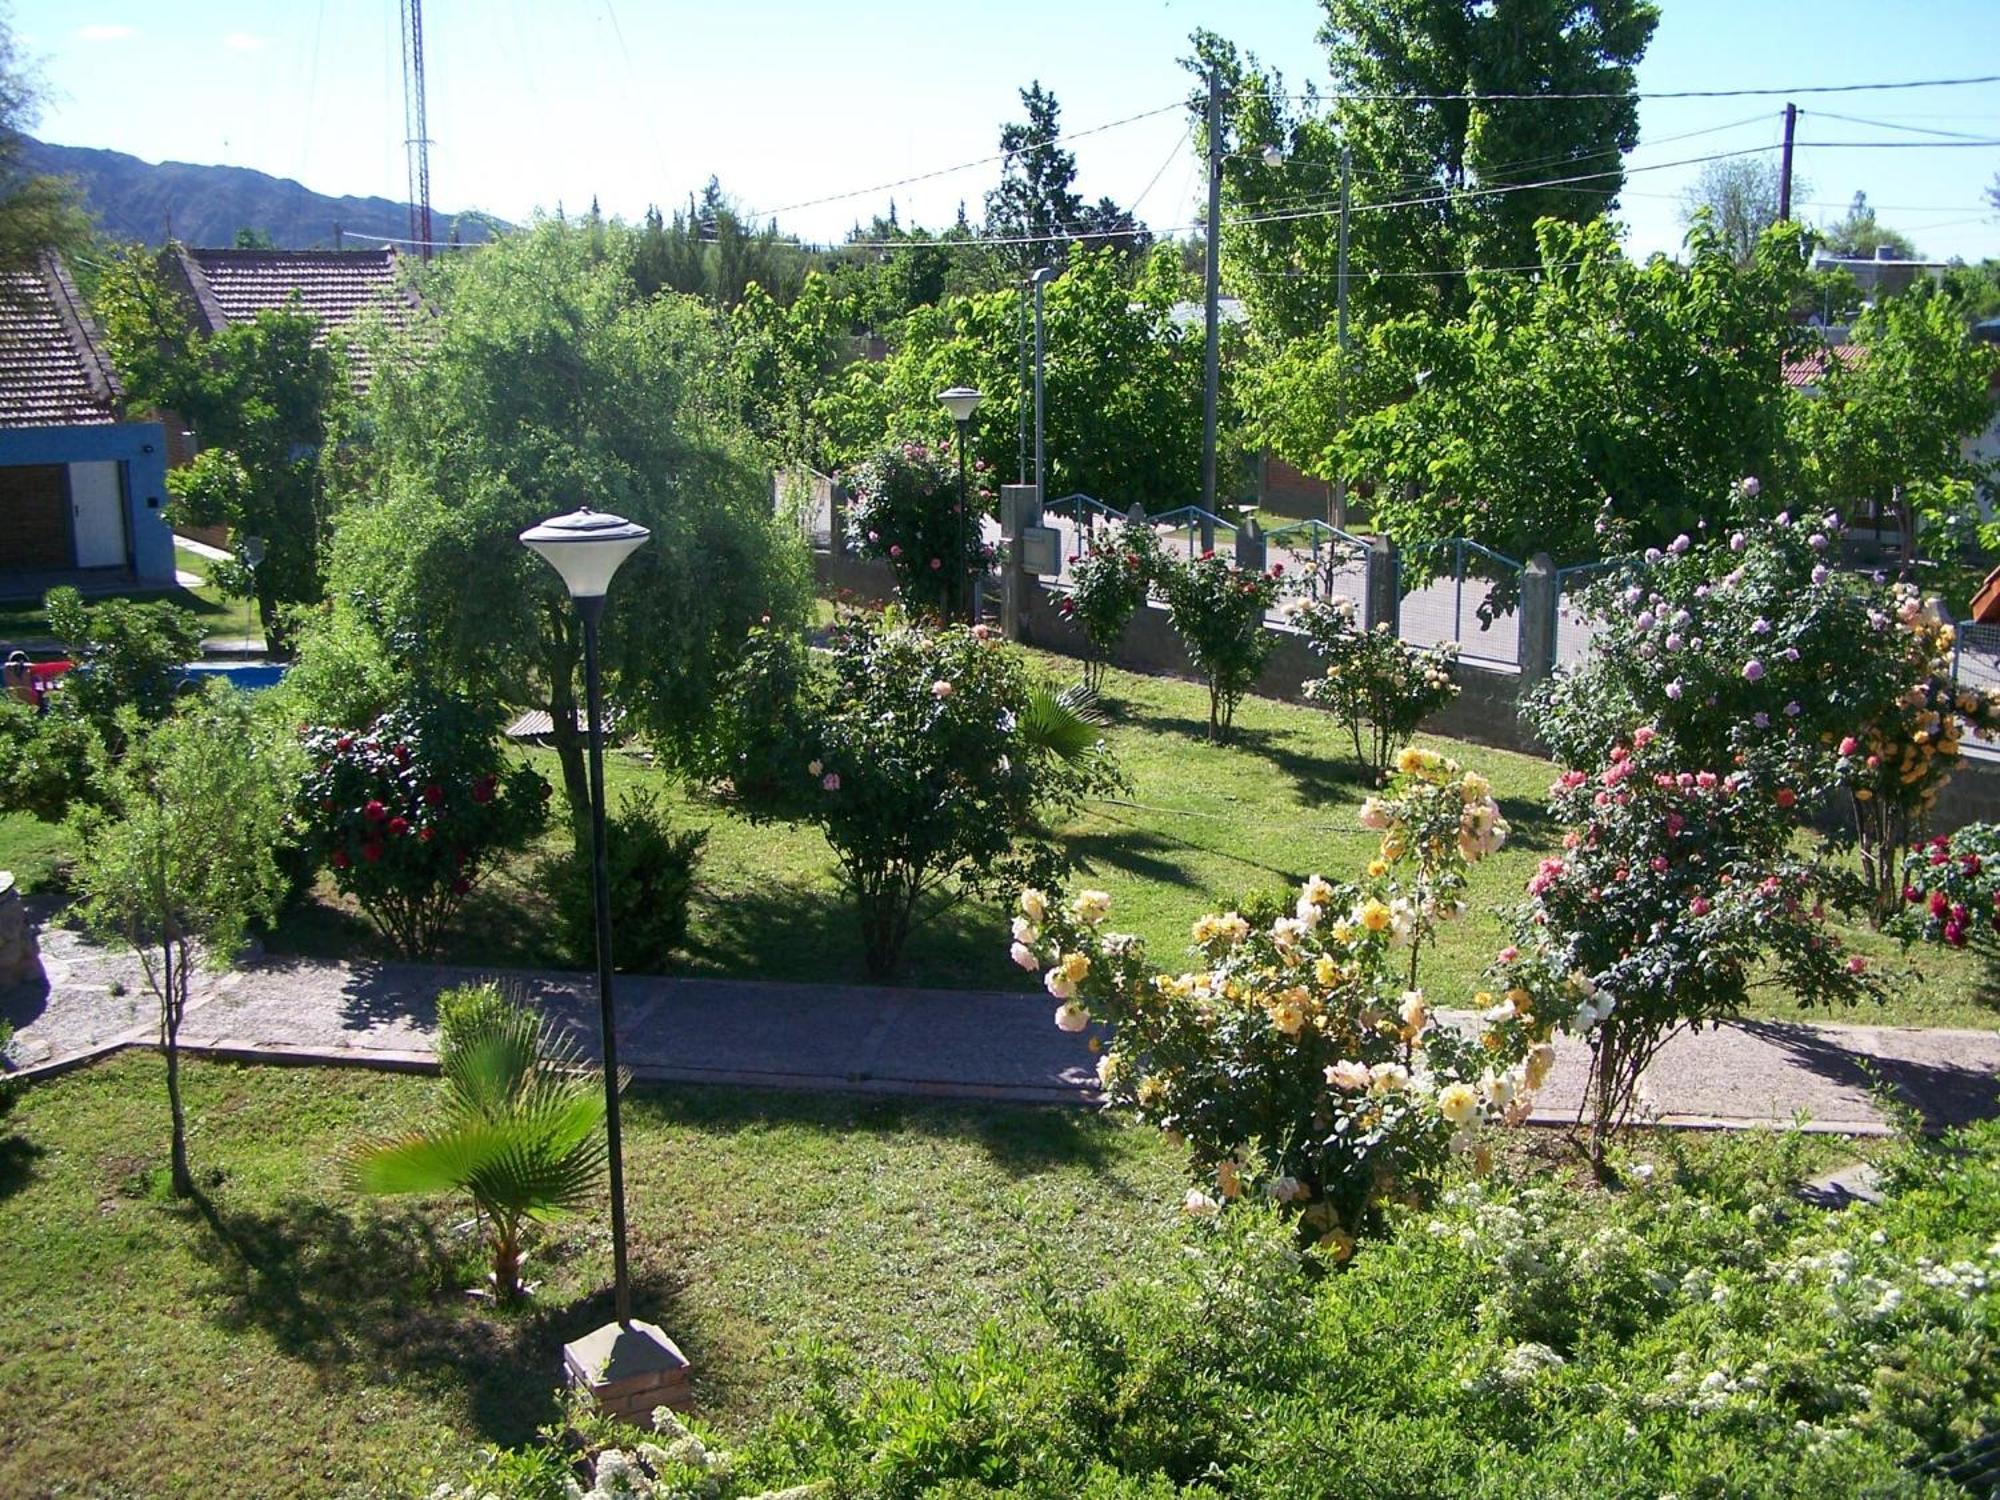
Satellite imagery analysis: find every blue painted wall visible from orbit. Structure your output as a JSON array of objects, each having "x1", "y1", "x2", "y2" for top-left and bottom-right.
[{"x1": 0, "y1": 421, "x2": 173, "y2": 583}]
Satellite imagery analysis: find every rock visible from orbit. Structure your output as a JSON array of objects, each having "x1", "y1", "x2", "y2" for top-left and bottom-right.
[{"x1": 0, "y1": 872, "x2": 43, "y2": 990}]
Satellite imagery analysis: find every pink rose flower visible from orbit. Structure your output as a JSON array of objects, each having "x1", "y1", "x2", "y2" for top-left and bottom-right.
[{"x1": 822, "y1": 773, "x2": 841, "y2": 791}]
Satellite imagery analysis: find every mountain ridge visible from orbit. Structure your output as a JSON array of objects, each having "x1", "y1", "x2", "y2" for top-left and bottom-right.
[{"x1": 21, "y1": 136, "x2": 506, "y2": 249}]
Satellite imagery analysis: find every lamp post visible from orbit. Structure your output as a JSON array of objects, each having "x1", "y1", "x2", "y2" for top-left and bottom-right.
[
  {"x1": 239, "y1": 534, "x2": 265, "y2": 649},
  {"x1": 519, "y1": 506, "x2": 649, "y2": 1327},
  {"x1": 937, "y1": 386, "x2": 983, "y2": 623}
]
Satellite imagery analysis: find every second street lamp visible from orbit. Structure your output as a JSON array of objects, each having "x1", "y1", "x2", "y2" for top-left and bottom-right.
[{"x1": 937, "y1": 385, "x2": 983, "y2": 623}]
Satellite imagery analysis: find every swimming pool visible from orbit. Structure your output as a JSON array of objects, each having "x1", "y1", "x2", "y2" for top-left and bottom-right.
[{"x1": 181, "y1": 662, "x2": 288, "y2": 691}]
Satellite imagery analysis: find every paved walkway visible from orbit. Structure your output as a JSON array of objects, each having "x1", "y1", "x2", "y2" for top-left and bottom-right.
[{"x1": 7, "y1": 905, "x2": 1999, "y2": 1133}]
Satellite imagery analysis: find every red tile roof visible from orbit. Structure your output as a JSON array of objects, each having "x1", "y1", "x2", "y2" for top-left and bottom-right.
[
  {"x1": 0, "y1": 253, "x2": 121, "y2": 428},
  {"x1": 172, "y1": 246, "x2": 413, "y2": 389},
  {"x1": 1782, "y1": 343, "x2": 1863, "y2": 391}
]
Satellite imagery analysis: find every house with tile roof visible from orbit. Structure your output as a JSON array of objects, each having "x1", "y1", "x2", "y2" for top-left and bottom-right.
[
  {"x1": 0, "y1": 253, "x2": 173, "y2": 593},
  {"x1": 162, "y1": 245, "x2": 412, "y2": 395}
]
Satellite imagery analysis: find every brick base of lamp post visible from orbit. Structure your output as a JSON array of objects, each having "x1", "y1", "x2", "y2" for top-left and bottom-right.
[{"x1": 562, "y1": 1319, "x2": 694, "y2": 1423}]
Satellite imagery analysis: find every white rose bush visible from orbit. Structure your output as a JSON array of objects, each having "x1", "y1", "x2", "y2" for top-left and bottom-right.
[{"x1": 1009, "y1": 747, "x2": 1533, "y2": 1252}]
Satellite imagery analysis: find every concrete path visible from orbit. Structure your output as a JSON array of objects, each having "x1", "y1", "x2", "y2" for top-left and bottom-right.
[{"x1": 6, "y1": 904, "x2": 1999, "y2": 1133}]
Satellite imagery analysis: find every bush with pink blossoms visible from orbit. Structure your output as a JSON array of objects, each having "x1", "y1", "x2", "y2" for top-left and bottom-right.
[
  {"x1": 1058, "y1": 520, "x2": 1160, "y2": 692},
  {"x1": 1490, "y1": 734, "x2": 1880, "y2": 1174},
  {"x1": 1155, "y1": 550, "x2": 1286, "y2": 740},
  {"x1": 844, "y1": 439, "x2": 995, "y2": 620},
  {"x1": 1531, "y1": 481, "x2": 2000, "y2": 917}
]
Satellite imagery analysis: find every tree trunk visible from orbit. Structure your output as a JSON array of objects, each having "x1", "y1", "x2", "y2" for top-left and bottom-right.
[
  {"x1": 547, "y1": 667, "x2": 592, "y2": 864},
  {"x1": 164, "y1": 937, "x2": 193, "y2": 1198}
]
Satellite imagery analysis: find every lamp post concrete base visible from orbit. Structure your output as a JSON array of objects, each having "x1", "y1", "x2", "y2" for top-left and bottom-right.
[
  {"x1": 562, "y1": 1319, "x2": 693, "y2": 1424},
  {"x1": 0, "y1": 873, "x2": 42, "y2": 990}
]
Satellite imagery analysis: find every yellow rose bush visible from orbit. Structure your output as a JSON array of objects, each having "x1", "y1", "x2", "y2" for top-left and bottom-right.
[{"x1": 1008, "y1": 751, "x2": 1524, "y2": 1250}]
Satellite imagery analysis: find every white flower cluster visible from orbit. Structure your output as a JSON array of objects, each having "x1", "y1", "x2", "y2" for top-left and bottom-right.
[{"x1": 554, "y1": 1408, "x2": 732, "y2": 1500}]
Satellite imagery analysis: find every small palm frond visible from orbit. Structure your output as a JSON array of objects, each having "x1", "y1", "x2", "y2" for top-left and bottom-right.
[{"x1": 1019, "y1": 681, "x2": 1109, "y2": 764}]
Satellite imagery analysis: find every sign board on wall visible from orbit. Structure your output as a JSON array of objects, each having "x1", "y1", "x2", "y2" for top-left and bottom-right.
[{"x1": 1019, "y1": 524, "x2": 1061, "y2": 577}]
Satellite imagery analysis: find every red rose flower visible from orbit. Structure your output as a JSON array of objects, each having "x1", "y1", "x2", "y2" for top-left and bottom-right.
[
  {"x1": 387, "y1": 816, "x2": 410, "y2": 837},
  {"x1": 331, "y1": 849, "x2": 350, "y2": 869},
  {"x1": 419, "y1": 826, "x2": 436, "y2": 842},
  {"x1": 423, "y1": 783, "x2": 444, "y2": 806},
  {"x1": 336, "y1": 736, "x2": 354, "y2": 752},
  {"x1": 393, "y1": 744, "x2": 411, "y2": 765},
  {"x1": 361, "y1": 842, "x2": 384, "y2": 863},
  {"x1": 471, "y1": 776, "x2": 496, "y2": 805}
]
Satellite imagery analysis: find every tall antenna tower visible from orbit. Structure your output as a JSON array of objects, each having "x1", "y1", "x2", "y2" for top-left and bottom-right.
[{"x1": 399, "y1": 0, "x2": 433, "y2": 261}]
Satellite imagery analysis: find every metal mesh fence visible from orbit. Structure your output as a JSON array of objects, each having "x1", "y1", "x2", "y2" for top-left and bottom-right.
[
  {"x1": 1399, "y1": 539, "x2": 1523, "y2": 673},
  {"x1": 1954, "y1": 621, "x2": 2000, "y2": 695}
]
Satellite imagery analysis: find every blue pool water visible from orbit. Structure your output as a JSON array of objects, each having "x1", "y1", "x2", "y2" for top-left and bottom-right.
[{"x1": 181, "y1": 662, "x2": 287, "y2": 691}]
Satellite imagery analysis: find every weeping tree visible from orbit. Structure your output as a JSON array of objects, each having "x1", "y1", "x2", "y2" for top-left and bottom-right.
[
  {"x1": 346, "y1": 983, "x2": 610, "y2": 1301},
  {"x1": 328, "y1": 218, "x2": 812, "y2": 861}
]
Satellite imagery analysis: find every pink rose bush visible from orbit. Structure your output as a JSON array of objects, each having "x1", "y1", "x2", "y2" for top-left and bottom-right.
[
  {"x1": 1058, "y1": 520, "x2": 1161, "y2": 691},
  {"x1": 1487, "y1": 733, "x2": 1880, "y2": 1173},
  {"x1": 1155, "y1": 551, "x2": 1287, "y2": 740},
  {"x1": 1007, "y1": 749, "x2": 1526, "y2": 1251},
  {"x1": 843, "y1": 439, "x2": 995, "y2": 621}
]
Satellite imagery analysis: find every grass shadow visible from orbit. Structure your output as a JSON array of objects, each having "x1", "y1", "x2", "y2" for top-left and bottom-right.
[
  {"x1": 182, "y1": 1188, "x2": 697, "y2": 1446},
  {"x1": 684, "y1": 876, "x2": 1020, "y2": 991},
  {"x1": 0, "y1": 1132, "x2": 45, "y2": 1202}
]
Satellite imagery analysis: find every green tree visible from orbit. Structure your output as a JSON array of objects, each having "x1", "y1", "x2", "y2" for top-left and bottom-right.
[
  {"x1": 1792, "y1": 285, "x2": 2000, "y2": 575},
  {"x1": 93, "y1": 251, "x2": 347, "y2": 651},
  {"x1": 1199, "y1": 1, "x2": 1657, "y2": 337},
  {"x1": 631, "y1": 180, "x2": 810, "y2": 308},
  {"x1": 1819, "y1": 191, "x2": 1918, "y2": 260},
  {"x1": 822, "y1": 246, "x2": 1206, "y2": 509},
  {"x1": 0, "y1": 17, "x2": 87, "y2": 269},
  {"x1": 328, "y1": 218, "x2": 811, "y2": 858},
  {"x1": 1323, "y1": 218, "x2": 1814, "y2": 560},
  {"x1": 985, "y1": 82, "x2": 1085, "y2": 275},
  {"x1": 71, "y1": 689, "x2": 290, "y2": 1197},
  {"x1": 1680, "y1": 157, "x2": 1800, "y2": 264}
]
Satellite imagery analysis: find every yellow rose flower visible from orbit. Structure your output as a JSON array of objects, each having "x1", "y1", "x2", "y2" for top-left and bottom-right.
[
  {"x1": 1060, "y1": 952, "x2": 1091, "y2": 984},
  {"x1": 1359, "y1": 900, "x2": 1393, "y2": 933},
  {"x1": 1314, "y1": 955, "x2": 1345, "y2": 988},
  {"x1": 1438, "y1": 1082, "x2": 1480, "y2": 1125},
  {"x1": 1367, "y1": 858, "x2": 1389, "y2": 878}
]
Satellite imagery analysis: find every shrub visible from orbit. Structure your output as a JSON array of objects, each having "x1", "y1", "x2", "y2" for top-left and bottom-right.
[
  {"x1": 42, "y1": 587, "x2": 206, "y2": 738},
  {"x1": 545, "y1": 787, "x2": 707, "y2": 974},
  {"x1": 1532, "y1": 488, "x2": 2000, "y2": 917},
  {"x1": 1058, "y1": 520, "x2": 1160, "y2": 691},
  {"x1": 680, "y1": 621, "x2": 815, "y2": 807},
  {"x1": 776, "y1": 618, "x2": 1120, "y2": 979},
  {"x1": 845, "y1": 438, "x2": 995, "y2": 620},
  {"x1": 1155, "y1": 551, "x2": 1284, "y2": 739},
  {"x1": 295, "y1": 692, "x2": 550, "y2": 957},
  {"x1": 269, "y1": 598, "x2": 412, "y2": 732},
  {"x1": 0, "y1": 695, "x2": 102, "y2": 822},
  {"x1": 1290, "y1": 593, "x2": 1459, "y2": 779},
  {"x1": 1008, "y1": 747, "x2": 1517, "y2": 1248},
  {"x1": 1492, "y1": 732, "x2": 1880, "y2": 1172},
  {"x1": 347, "y1": 983, "x2": 607, "y2": 1302},
  {"x1": 1891, "y1": 824, "x2": 2000, "y2": 952}
]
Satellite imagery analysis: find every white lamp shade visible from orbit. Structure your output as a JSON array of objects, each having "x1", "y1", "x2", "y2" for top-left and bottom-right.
[
  {"x1": 1261, "y1": 144, "x2": 1286, "y2": 168},
  {"x1": 937, "y1": 386, "x2": 984, "y2": 423},
  {"x1": 519, "y1": 507, "x2": 651, "y2": 599}
]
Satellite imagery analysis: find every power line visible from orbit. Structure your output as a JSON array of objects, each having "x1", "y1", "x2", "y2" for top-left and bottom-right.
[
  {"x1": 744, "y1": 101, "x2": 1186, "y2": 220},
  {"x1": 1806, "y1": 109, "x2": 2000, "y2": 141},
  {"x1": 1309, "y1": 72, "x2": 2000, "y2": 103}
]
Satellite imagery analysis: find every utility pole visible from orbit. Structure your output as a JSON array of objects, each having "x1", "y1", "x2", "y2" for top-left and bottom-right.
[
  {"x1": 400, "y1": 0, "x2": 434, "y2": 262},
  {"x1": 1332, "y1": 144, "x2": 1351, "y2": 530},
  {"x1": 1778, "y1": 102, "x2": 1797, "y2": 223},
  {"x1": 1200, "y1": 64, "x2": 1224, "y2": 521},
  {"x1": 1016, "y1": 287, "x2": 1029, "y2": 485}
]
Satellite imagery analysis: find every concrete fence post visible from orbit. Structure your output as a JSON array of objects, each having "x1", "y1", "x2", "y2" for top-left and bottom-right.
[
  {"x1": 828, "y1": 475, "x2": 850, "y2": 556},
  {"x1": 1520, "y1": 552, "x2": 1558, "y2": 686},
  {"x1": 1234, "y1": 517, "x2": 1266, "y2": 573},
  {"x1": 1364, "y1": 535, "x2": 1400, "y2": 635},
  {"x1": 1000, "y1": 484, "x2": 1040, "y2": 644}
]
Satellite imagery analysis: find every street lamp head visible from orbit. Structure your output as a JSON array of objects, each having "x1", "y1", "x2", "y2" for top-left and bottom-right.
[
  {"x1": 1030, "y1": 265, "x2": 1059, "y2": 287},
  {"x1": 519, "y1": 507, "x2": 651, "y2": 600},
  {"x1": 937, "y1": 386, "x2": 984, "y2": 424},
  {"x1": 1261, "y1": 143, "x2": 1286, "y2": 168},
  {"x1": 239, "y1": 534, "x2": 266, "y2": 568}
]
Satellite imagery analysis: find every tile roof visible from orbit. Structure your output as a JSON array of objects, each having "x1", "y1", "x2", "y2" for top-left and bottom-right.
[
  {"x1": 1782, "y1": 343, "x2": 1863, "y2": 391},
  {"x1": 174, "y1": 246, "x2": 413, "y2": 389},
  {"x1": 0, "y1": 253, "x2": 121, "y2": 428}
]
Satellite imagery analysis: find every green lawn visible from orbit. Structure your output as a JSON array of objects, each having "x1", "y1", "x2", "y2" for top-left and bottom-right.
[
  {"x1": 0, "y1": 543, "x2": 249, "y2": 643},
  {"x1": 5, "y1": 647, "x2": 1995, "y2": 1026},
  {"x1": 0, "y1": 1052, "x2": 1183, "y2": 1499}
]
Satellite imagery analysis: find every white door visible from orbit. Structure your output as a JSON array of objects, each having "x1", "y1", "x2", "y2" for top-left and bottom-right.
[{"x1": 68, "y1": 461, "x2": 127, "y2": 569}]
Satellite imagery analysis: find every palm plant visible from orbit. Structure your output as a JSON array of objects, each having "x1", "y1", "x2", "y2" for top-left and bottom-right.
[
  {"x1": 346, "y1": 983, "x2": 610, "y2": 1301},
  {"x1": 1019, "y1": 681, "x2": 1111, "y2": 766}
]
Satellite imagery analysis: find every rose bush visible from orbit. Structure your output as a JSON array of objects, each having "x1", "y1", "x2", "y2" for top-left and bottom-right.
[
  {"x1": 1291, "y1": 593, "x2": 1459, "y2": 780},
  {"x1": 1009, "y1": 748, "x2": 1522, "y2": 1250},
  {"x1": 295, "y1": 693, "x2": 550, "y2": 956},
  {"x1": 1533, "y1": 483, "x2": 2000, "y2": 918},
  {"x1": 1892, "y1": 824, "x2": 2000, "y2": 954},
  {"x1": 844, "y1": 438, "x2": 995, "y2": 620},
  {"x1": 1155, "y1": 550, "x2": 1285, "y2": 739},
  {"x1": 1489, "y1": 732, "x2": 1881, "y2": 1172},
  {"x1": 762, "y1": 618, "x2": 1121, "y2": 978},
  {"x1": 1057, "y1": 520, "x2": 1160, "y2": 691}
]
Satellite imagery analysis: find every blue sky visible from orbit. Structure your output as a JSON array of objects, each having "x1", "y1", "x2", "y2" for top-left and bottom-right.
[{"x1": 15, "y1": 0, "x2": 2000, "y2": 262}]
